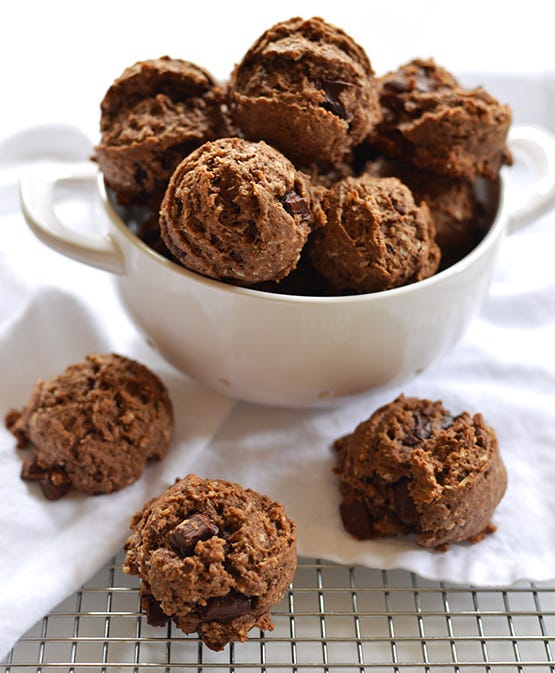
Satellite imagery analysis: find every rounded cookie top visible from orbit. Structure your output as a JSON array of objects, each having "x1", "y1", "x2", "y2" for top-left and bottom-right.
[
  {"x1": 364, "y1": 156, "x2": 486, "y2": 269},
  {"x1": 124, "y1": 473, "x2": 297, "y2": 651},
  {"x1": 99, "y1": 57, "x2": 219, "y2": 124},
  {"x1": 159, "y1": 136, "x2": 323, "y2": 285},
  {"x1": 334, "y1": 394, "x2": 507, "y2": 549},
  {"x1": 5, "y1": 353, "x2": 173, "y2": 499},
  {"x1": 228, "y1": 16, "x2": 381, "y2": 167},
  {"x1": 368, "y1": 58, "x2": 513, "y2": 179},
  {"x1": 308, "y1": 174, "x2": 440, "y2": 294},
  {"x1": 95, "y1": 56, "x2": 229, "y2": 206}
]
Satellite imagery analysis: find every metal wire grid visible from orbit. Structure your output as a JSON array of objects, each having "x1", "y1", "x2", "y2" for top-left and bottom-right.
[{"x1": 3, "y1": 552, "x2": 554, "y2": 673}]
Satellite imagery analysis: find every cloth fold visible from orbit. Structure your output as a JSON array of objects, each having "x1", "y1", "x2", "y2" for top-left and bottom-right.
[
  {"x1": 0, "y1": 128, "x2": 236, "y2": 658},
  {"x1": 1, "y1": 87, "x2": 555, "y2": 658}
]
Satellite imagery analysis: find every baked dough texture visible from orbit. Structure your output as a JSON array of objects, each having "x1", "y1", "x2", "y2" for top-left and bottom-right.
[
  {"x1": 5, "y1": 353, "x2": 173, "y2": 499},
  {"x1": 159, "y1": 136, "x2": 322, "y2": 284},
  {"x1": 364, "y1": 156, "x2": 487, "y2": 268},
  {"x1": 368, "y1": 58, "x2": 512, "y2": 179},
  {"x1": 124, "y1": 474, "x2": 297, "y2": 650},
  {"x1": 308, "y1": 174, "x2": 440, "y2": 293},
  {"x1": 228, "y1": 16, "x2": 381, "y2": 167},
  {"x1": 95, "y1": 56, "x2": 229, "y2": 205},
  {"x1": 334, "y1": 394, "x2": 507, "y2": 549}
]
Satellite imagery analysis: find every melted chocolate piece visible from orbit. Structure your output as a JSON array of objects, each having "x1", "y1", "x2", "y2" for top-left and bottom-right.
[
  {"x1": 282, "y1": 191, "x2": 311, "y2": 222},
  {"x1": 442, "y1": 414, "x2": 455, "y2": 429},
  {"x1": 383, "y1": 77, "x2": 411, "y2": 94},
  {"x1": 339, "y1": 497, "x2": 372, "y2": 539},
  {"x1": 391, "y1": 479, "x2": 419, "y2": 527},
  {"x1": 415, "y1": 417, "x2": 433, "y2": 440},
  {"x1": 319, "y1": 80, "x2": 354, "y2": 120},
  {"x1": 169, "y1": 513, "x2": 219, "y2": 555},
  {"x1": 134, "y1": 164, "x2": 148, "y2": 187},
  {"x1": 383, "y1": 68, "x2": 435, "y2": 95},
  {"x1": 404, "y1": 414, "x2": 433, "y2": 447},
  {"x1": 199, "y1": 592, "x2": 252, "y2": 622},
  {"x1": 20, "y1": 453, "x2": 71, "y2": 500},
  {"x1": 141, "y1": 592, "x2": 169, "y2": 627},
  {"x1": 20, "y1": 456, "x2": 47, "y2": 482},
  {"x1": 40, "y1": 468, "x2": 72, "y2": 501}
]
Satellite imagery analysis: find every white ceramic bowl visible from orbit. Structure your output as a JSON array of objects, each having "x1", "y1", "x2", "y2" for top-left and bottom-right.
[{"x1": 20, "y1": 126, "x2": 555, "y2": 408}]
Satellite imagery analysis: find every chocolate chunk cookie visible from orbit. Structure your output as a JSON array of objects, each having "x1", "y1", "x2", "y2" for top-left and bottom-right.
[
  {"x1": 159, "y1": 136, "x2": 324, "y2": 285},
  {"x1": 334, "y1": 394, "x2": 507, "y2": 549},
  {"x1": 228, "y1": 16, "x2": 381, "y2": 167},
  {"x1": 307, "y1": 174, "x2": 440, "y2": 294},
  {"x1": 95, "y1": 56, "x2": 229, "y2": 206},
  {"x1": 364, "y1": 157, "x2": 488, "y2": 268},
  {"x1": 123, "y1": 473, "x2": 297, "y2": 650},
  {"x1": 368, "y1": 58, "x2": 512, "y2": 179},
  {"x1": 5, "y1": 353, "x2": 173, "y2": 499}
]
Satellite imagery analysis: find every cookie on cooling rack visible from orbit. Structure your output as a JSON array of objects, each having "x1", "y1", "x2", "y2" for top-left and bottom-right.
[{"x1": 123, "y1": 473, "x2": 297, "y2": 650}]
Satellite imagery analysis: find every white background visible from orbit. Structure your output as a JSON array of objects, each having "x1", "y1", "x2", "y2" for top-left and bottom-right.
[{"x1": 2, "y1": 0, "x2": 554, "y2": 140}]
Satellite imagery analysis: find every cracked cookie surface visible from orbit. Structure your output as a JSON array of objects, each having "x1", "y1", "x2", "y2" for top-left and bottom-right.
[
  {"x1": 5, "y1": 353, "x2": 173, "y2": 499},
  {"x1": 123, "y1": 473, "x2": 297, "y2": 650},
  {"x1": 334, "y1": 394, "x2": 507, "y2": 549},
  {"x1": 159, "y1": 136, "x2": 323, "y2": 284}
]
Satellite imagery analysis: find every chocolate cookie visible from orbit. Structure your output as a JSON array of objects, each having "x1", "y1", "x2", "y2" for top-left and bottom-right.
[
  {"x1": 368, "y1": 59, "x2": 512, "y2": 179},
  {"x1": 307, "y1": 174, "x2": 440, "y2": 294},
  {"x1": 123, "y1": 473, "x2": 297, "y2": 650},
  {"x1": 364, "y1": 157, "x2": 488, "y2": 268},
  {"x1": 334, "y1": 394, "x2": 507, "y2": 549},
  {"x1": 228, "y1": 16, "x2": 381, "y2": 167},
  {"x1": 95, "y1": 57, "x2": 229, "y2": 206},
  {"x1": 5, "y1": 353, "x2": 173, "y2": 499},
  {"x1": 159, "y1": 136, "x2": 323, "y2": 285}
]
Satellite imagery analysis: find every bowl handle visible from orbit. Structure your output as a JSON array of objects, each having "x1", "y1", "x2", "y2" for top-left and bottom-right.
[
  {"x1": 507, "y1": 125, "x2": 555, "y2": 233},
  {"x1": 19, "y1": 160, "x2": 126, "y2": 275}
]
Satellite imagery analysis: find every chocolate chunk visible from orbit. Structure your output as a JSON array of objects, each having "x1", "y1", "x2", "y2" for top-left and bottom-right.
[
  {"x1": 282, "y1": 191, "x2": 311, "y2": 222},
  {"x1": 404, "y1": 414, "x2": 433, "y2": 446},
  {"x1": 383, "y1": 69, "x2": 434, "y2": 95},
  {"x1": 442, "y1": 414, "x2": 455, "y2": 429},
  {"x1": 339, "y1": 497, "x2": 372, "y2": 539},
  {"x1": 169, "y1": 513, "x2": 219, "y2": 555},
  {"x1": 383, "y1": 77, "x2": 411, "y2": 94},
  {"x1": 413, "y1": 72, "x2": 435, "y2": 94},
  {"x1": 319, "y1": 80, "x2": 354, "y2": 120},
  {"x1": 415, "y1": 417, "x2": 433, "y2": 440},
  {"x1": 21, "y1": 458, "x2": 73, "y2": 501},
  {"x1": 40, "y1": 468, "x2": 72, "y2": 500},
  {"x1": 20, "y1": 456, "x2": 47, "y2": 482},
  {"x1": 141, "y1": 592, "x2": 169, "y2": 627},
  {"x1": 391, "y1": 479, "x2": 419, "y2": 527},
  {"x1": 199, "y1": 592, "x2": 252, "y2": 622},
  {"x1": 134, "y1": 164, "x2": 148, "y2": 187}
]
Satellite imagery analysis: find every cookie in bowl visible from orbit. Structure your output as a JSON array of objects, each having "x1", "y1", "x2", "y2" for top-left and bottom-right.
[{"x1": 95, "y1": 56, "x2": 230, "y2": 207}]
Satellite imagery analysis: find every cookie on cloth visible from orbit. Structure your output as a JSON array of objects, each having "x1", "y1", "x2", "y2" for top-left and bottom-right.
[
  {"x1": 334, "y1": 394, "x2": 507, "y2": 549},
  {"x1": 5, "y1": 353, "x2": 173, "y2": 499}
]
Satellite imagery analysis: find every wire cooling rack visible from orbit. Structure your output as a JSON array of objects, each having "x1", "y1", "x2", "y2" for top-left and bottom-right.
[{"x1": 3, "y1": 552, "x2": 554, "y2": 672}]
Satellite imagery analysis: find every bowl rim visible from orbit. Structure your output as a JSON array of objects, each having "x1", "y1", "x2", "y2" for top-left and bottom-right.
[{"x1": 99, "y1": 170, "x2": 508, "y2": 306}]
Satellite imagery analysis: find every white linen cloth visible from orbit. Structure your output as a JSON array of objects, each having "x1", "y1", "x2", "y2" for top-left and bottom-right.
[
  {"x1": 0, "y1": 125, "x2": 236, "y2": 657},
  {"x1": 0, "y1": 68, "x2": 554, "y2": 668}
]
